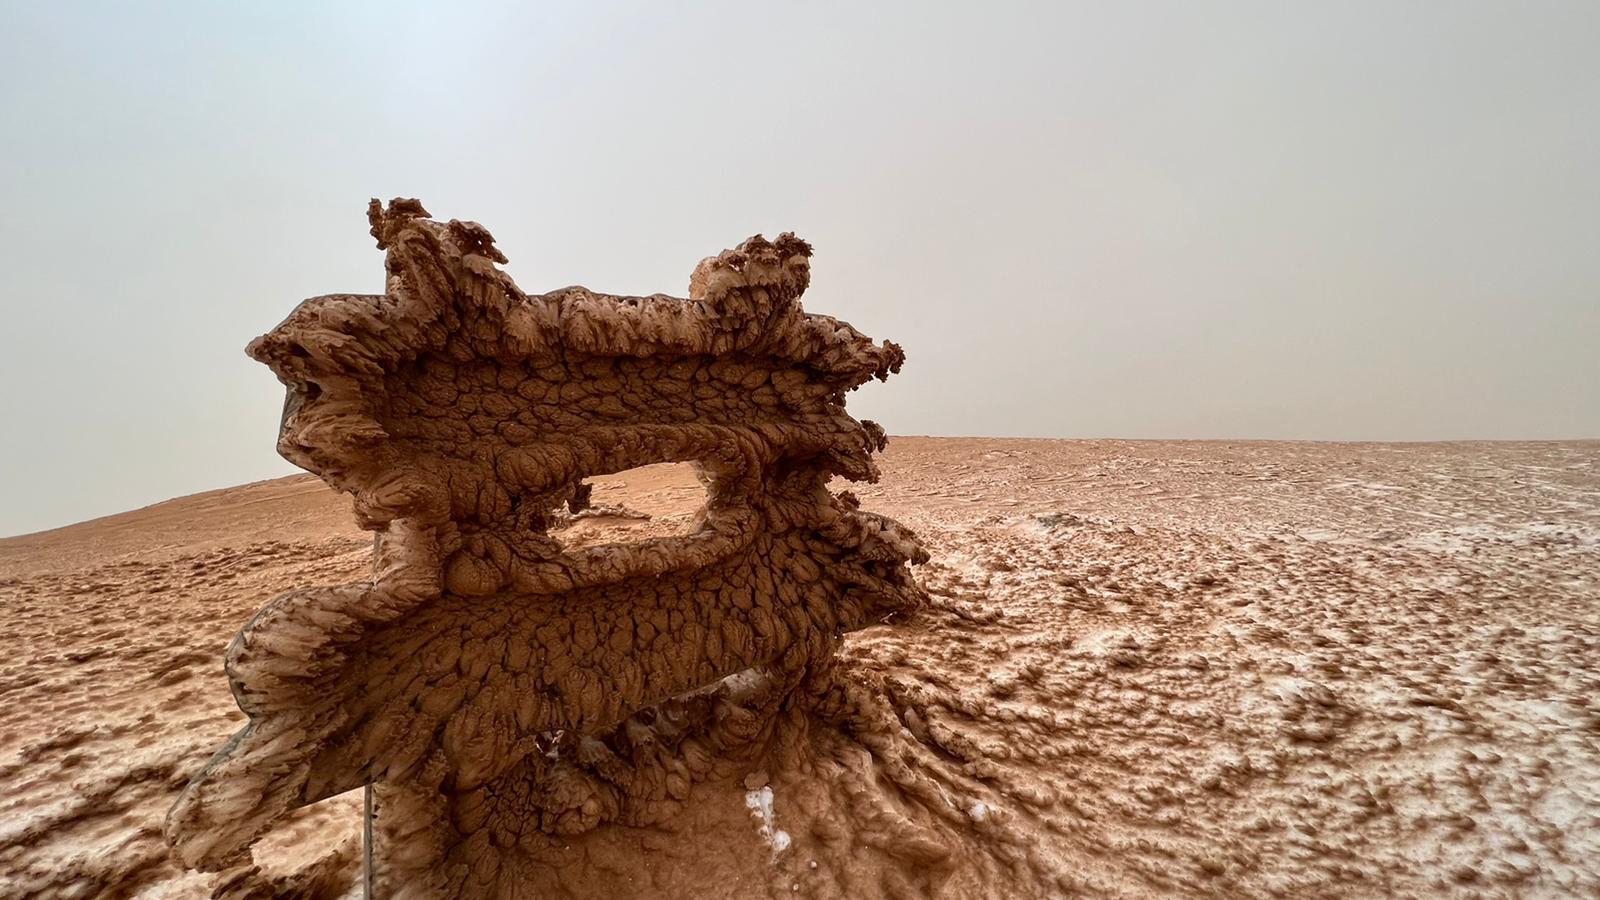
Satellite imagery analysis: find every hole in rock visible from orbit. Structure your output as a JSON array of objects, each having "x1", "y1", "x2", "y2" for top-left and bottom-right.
[
  {"x1": 245, "y1": 785, "x2": 362, "y2": 876},
  {"x1": 551, "y1": 462, "x2": 709, "y2": 551}
]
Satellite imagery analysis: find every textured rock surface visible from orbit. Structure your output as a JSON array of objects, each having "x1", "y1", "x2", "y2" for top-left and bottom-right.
[
  {"x1": 4, "y1": 440, "x2": 1598, "y2": 898},
  {"x1": 164, "y1": 200, "x2": 939, "y2": 896}
]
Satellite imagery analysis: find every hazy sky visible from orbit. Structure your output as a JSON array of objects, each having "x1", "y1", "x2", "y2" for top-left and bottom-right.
[{"x1": 2, "y1": 1, "x2": 1597, "y2": 536}]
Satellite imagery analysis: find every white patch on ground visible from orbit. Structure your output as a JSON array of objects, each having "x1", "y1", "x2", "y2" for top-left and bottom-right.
[
  {"x1": 744, "y1": 786, "x2": 790, "y2": 855},
  {"x1": 1397, "y1": 521, "x2": 1600, "y2": 554}
]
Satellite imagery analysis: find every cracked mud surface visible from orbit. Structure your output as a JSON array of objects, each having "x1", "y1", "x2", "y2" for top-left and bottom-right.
[{"x1": 2, "y1": 439, "x2": 1597, "y2": 898}]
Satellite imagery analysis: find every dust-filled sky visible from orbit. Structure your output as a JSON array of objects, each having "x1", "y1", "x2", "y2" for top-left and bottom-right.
[{"x1": 1, "y1": 1, "x2": 1597, "y2": 536}]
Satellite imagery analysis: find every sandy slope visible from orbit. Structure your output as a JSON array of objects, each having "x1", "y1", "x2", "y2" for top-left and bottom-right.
[{"x1": 1, "y1": 438, "x2": 1597, "y2": 898}]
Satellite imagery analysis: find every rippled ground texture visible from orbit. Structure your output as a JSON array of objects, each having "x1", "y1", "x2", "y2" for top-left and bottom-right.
[{"x1": 2, "y1": 439, "x2": 1596, "y2": 898}]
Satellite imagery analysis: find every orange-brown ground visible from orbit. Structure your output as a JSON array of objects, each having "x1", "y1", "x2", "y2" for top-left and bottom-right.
[{"x1": 2, "y1": 438, "x2": 1597, "y2": 898}]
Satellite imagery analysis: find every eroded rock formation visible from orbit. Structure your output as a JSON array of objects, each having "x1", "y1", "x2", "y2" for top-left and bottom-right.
[{"x1": 167, "y1": 200, "x2": 948, "y2": 897}]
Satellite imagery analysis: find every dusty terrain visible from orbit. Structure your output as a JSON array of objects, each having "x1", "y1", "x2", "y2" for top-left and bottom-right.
[{"x1": 2, "y1": 437, "x2": 1597, "y2": 898}]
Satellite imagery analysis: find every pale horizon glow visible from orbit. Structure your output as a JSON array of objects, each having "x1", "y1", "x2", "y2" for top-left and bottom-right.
[{"x1": 2, "y1": 1, "x2": 1598, "y2": 536}]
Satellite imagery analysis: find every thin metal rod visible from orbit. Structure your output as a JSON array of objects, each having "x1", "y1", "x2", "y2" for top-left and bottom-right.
[{"x1": 364, "y1": 782, "x2": 375, "y2": 900}]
